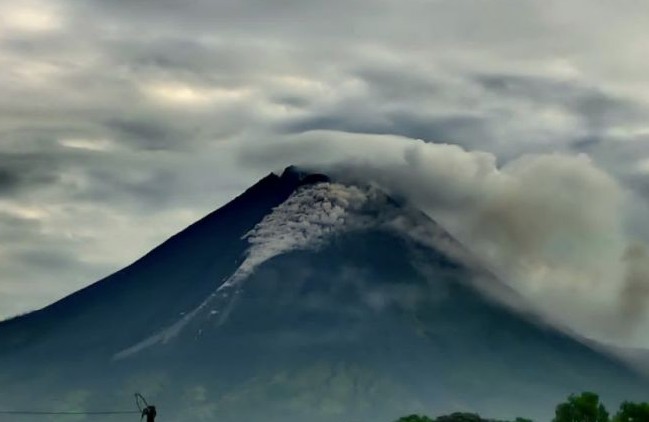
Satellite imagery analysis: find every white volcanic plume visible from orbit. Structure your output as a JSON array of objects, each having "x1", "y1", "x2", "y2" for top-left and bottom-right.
[{"x1": 242, "y1": 131, "x2": 649, "y2": 346}]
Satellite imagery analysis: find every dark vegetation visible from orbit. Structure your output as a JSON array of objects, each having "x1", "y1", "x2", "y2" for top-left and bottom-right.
[{"x1": 395, "y1": 392, "x2": 649, "y2": 422}]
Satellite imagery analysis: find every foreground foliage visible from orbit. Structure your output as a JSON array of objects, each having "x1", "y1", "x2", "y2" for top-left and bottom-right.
[
  {"x1": 395, "y1": 392, "x2": 649, "y2": 422},
  {"x1": 613, "y1": 401, "x2": 649, "y2": 422},
  {"x1": 553, "y1": 392, "x2": 609, "y2": 422}
]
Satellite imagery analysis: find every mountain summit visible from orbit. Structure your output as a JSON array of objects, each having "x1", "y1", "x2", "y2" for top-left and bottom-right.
[{"x1": 0, "y1": 167, "x2": 646, "y2": 422}]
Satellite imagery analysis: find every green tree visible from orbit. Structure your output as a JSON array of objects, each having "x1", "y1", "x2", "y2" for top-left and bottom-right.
[
  {"x1": 613, "y1": 401, "x2": 649, "y2": 422},
  {"x1": 435, "y1": 413, "x2": 483, "y2": 422},
  {"x1": 395, "y1": 415, "x2": 435, "y2": 422},
  {"x1": 553, "y1": 392, "x2": 609, "y2": 422}
]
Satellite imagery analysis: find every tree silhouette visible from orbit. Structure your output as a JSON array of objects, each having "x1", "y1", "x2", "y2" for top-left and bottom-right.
[
  {"x1": 395, "y1": 414, "x2": 435, "y2": 422},
  {"x1": 613, "y1": 401, "x2": 649, "y2": 422},
  {"x1": 553, "y1": 392, "x2": 609, "y2": 422}
]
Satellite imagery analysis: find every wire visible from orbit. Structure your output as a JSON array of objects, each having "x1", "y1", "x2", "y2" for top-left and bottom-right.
[
  {"x1": 134, "y1": 393, "x2": 149, "y2": 412},
  {"x1": 0, "y1": 410, "x2": 139, "y2": 415},
  {"x1": 0, "y1": 392, "x2": 149, "y2": 416}
]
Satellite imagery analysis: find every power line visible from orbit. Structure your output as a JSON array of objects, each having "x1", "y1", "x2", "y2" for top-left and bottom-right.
[
  {"x1": 0, "y1": 410, "x2": 140, "y2": 415},
  {"x1": 0, "y1": 393, "x2": 150, "y2": 417}
]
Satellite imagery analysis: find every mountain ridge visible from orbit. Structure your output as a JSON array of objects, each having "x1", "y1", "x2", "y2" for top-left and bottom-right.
[
  {"x1": 0, "y1": 166, "x2": 646, "y2": 422},
  {"x1": 0, "y1": 167, "x2": 324, "y2": 354}
]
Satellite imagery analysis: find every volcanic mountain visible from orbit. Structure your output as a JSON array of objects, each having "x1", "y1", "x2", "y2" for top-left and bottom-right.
[{"x1": 0, "y1": 167, "x2": 646, "y2": 422}]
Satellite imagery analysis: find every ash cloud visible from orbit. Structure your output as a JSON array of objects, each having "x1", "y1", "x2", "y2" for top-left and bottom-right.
[{"x1": 243, "y1": 132, "x2": 649, "y2": 344}]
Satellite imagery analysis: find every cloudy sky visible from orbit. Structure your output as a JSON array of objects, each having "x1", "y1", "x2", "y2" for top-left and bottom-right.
[{"x1": 2, "y1": 0, "x2": 649, "y2": 346}]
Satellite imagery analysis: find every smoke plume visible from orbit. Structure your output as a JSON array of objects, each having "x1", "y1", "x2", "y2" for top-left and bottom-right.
[{"x1": 242, "y1": 130, "x2": 649, "y2": 345}]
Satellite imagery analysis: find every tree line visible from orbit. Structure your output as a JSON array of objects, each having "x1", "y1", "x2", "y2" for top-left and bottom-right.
[{"x1": 395, "y1": 392, "x2": 649, "y2": 422}]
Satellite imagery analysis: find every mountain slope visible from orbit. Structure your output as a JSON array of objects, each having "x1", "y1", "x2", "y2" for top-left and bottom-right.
[
  {"x1": 0, "y1": 167, "x2": 328, "y2": 358},
  {"x1": 0, "y1": 167, "x2": 646, "y2": 422}
]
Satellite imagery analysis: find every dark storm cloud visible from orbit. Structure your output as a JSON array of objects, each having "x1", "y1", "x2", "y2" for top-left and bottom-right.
[
  {"x1": 0, "y1": 153, "x2": 60, "y2": 195},
  {"x1": 0, "y1": 168, "x2": 27, "y2": 194}
]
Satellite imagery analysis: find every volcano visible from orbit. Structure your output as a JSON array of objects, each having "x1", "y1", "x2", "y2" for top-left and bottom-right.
[{"x1": 0, "y1": 167, "x2": 646, "y2": 422}]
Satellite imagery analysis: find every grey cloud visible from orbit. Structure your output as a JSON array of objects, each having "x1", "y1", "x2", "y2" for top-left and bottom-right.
[
  {"x1": 0, "y1": 153, "x2": 60, "y2": 195},
  {"x1": 621, "y1": 244, "x2": 649, "y2": 331},
  {"x1": 626, "y1": 177, "x2": 649, "y2": 205},
  {"x1": 105, "y1": 118, "x2": 188, "y2": 151},
  {"x1": 104, "y1": 38, "x2": 268, "y2": 85},
  {"x1": 581, "y1": 134, "x2": 649, "y2": 211},
  {"x1": 353, "y1": 67, "x2": 442, "y2": 103},
  {"x1": 475, "y1": 73, "x2": 649, "y2": 131},
  {"x1": 570, "y1": 136, "x2": 603, "y2": 151},
  {"x1": 14, "y1": 248, "x2": 81, "y2": 272},
  {"x1": 1, "y1": 0, "x2": 649, "y2": 350},
  {"x1": 0, "y1": 168, "x2": 28, "y2": 194},
  {"x1": 70, "y1": 0, "x2": 578, "y2": 53},
  {"x1": 276, "y1": 64, "x2": 494, "y2": 146},
  {"x1": 0, "y1": 212, "x2": 42, "y2": 241},
  {"x1": 69, "y1": 164, "x2": 185, "y2": 211}
]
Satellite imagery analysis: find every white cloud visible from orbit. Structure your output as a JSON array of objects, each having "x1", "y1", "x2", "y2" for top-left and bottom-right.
[
  {"x1": 0, "y1": 1, "x2": 65, "y2": 34},
  {"x1": 58, "y1": 137, "x2": 114, "y2": 151},
  {"x1": 140, "y1": 81, "x2": 252, "y2": 107}
]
